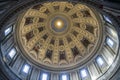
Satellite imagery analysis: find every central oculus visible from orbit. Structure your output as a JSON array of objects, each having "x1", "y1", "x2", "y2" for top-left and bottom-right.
[
  {"x1": 51, "y1": 16, "x2": 68, "y2": 33},
  {"x1": 54, "y1": 19, "x2": 64, "y2": 29}
]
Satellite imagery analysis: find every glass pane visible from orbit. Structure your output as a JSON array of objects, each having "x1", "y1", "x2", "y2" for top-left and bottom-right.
[
  {"x1": 103, "y1": 15, "x2": 112, "y2": 24},
  {"x1": 62, "y1": 74, "x2": 67, "y2": 80},
  {"x1": 42, "y1": 73, "x2": 48, "y2": 80},
  {"x1": 107, "y1": 38, "x2": 114, "y2": 48},
  {"x1": 23, "y1": 64, "x2": 30, "y2": 73},
  {"x1": 5, "y1": 27, "x2": 12, "y2": 36},
  {"x1": 8, "y1": 48, "x2": 16, "y2": 58},
  {"x1": 96, "y1": 57, "x2": 104, "y2": 66},
  {"x1": 80, "y1": 69, "x2": 88, "y2": 78}
]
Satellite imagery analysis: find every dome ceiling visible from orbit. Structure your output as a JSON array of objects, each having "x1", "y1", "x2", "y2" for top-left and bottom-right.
[
  {"x1": 0, "y1": 1, "x2": 120, "y2": 80},
  {"x1": 16, "y1": 1, "x2": 103, "y2": 69}
]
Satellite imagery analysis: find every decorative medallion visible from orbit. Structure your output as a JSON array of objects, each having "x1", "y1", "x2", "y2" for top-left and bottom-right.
[{"x1": 16, "y1": 1, "x2": 103, "y2": 69}]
